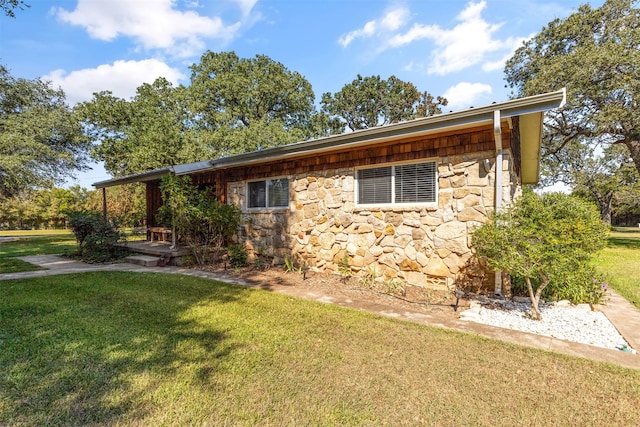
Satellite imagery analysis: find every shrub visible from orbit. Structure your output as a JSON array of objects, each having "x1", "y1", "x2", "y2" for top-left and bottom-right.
[
  {"x1": 471, "y1": 189, "x2": 608, "y2": 320},
  {"x1": 159, "y1": 175, "x2": 241, "y2": 265},
  {"x1": 68, "y1": 211, "x2": 125, "y2": 263},
  {"x1": 227, "y1": 244, "x2": 248, "y2": 269}
]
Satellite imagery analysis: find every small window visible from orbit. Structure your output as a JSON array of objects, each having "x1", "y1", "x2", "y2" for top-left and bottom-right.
[
  {"x1": 248, "y1": 178, "x2": 289, "y2": 209},
  {"x1": 357, "y1": 161, "x2": 436, "y2": 205}
]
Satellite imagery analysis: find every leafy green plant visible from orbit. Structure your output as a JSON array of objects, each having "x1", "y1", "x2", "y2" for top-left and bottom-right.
[
  {"x1": 383, "y1": 278, "x2": 406, "y2": 297},
  {"x1": 228, "y1": 244, "x2": 248, "y2": 269},
  {"x1": 359, "y1": 267, "x2": 377, "y2": 289},
  {"x1": 159, "y1": 175, "x2": 241, "y2": 265},
  {"x1": 472, "y1": 189, "x2": 608, "y2": 320},
  {"x1": 284, "y1": 255, "x2": 302, "y2": 273},
  {"x1": 337, "y1": 253, "x2": 352, "y2": 282},
  {"x1": 67, "y1": 211, "x2": 125, "y2": 263}
]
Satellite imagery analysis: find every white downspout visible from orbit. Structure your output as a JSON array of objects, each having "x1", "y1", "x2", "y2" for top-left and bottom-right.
[{"x1": 493, "y1": 110, "x2": 503, "y2": 296}]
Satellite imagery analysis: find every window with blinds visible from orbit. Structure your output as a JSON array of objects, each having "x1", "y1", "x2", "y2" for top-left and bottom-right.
[
  {"x1": 248, "y1": 178, "x2": 289, "y2": 208},
  {"x1": 357, "y1": 161, "x2": 437, "y2": 205}
]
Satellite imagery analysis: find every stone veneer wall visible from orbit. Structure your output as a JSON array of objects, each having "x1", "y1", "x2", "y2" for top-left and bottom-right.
[{"x1": 228, "y1": 149, "x2": 516, "y2": 290}]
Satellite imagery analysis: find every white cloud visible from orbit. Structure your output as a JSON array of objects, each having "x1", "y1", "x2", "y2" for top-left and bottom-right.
[
  {"x1": 339, "y1": 6, "x2": 410, "y2": 47},
  {"x1": 43, "y1": 59, "x2": 185, "y2": 105},
  {"x1": 236, "y1": 0, "x2": 259, "y2": 16},
  {"x1": 443, "y1": 82, "x2": 492, "y2": 110},
  {"x1": 386, "y1": 1, "x2": 521, "y2": 75},
  {"x1": 55, "y1": 0, "x2": 243, "y2": 58}
]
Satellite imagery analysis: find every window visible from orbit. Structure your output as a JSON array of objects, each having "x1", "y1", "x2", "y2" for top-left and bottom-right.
[
  {"x1": 247, "y1": 178, "x2": 289, "y2": 209},
  {"x1": 357, "y1": 161, "x2": 436, "y2": 205}
]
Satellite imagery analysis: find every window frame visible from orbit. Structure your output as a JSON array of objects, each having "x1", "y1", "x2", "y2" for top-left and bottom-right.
[
  {"x1": 355, "y1": 159, "x2": 438, "y2": 207},
  {"x1": 246, "y1": 176, "x2": 290, "y2": 210}
]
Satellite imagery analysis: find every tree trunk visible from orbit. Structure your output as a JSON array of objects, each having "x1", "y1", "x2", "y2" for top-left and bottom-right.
[
  {"x1": 524, "y1": 277, "x2": 542, "y2": 321},
  {"x1": 594, "y1": 189, "x2": 614, "y2": 226},
  {"x1": 525, "y1": 273, "x2": 550, "y2": 321}
]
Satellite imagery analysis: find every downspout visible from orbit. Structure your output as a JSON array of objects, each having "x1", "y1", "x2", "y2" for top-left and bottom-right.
[{"x1": 493, "y1": 110, "x2": 503, "y2": 296}]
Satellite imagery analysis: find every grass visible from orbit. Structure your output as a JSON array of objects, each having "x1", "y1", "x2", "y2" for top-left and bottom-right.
[
  {"x1": 0, "y1": 229, "x2": 73, "y2": 236},
  {"x1": 596, "y1": 227, "x2": 640, "y2": 309},
  {"x1": 0, "y1": 235, "x2": 77, "y2": 273},
  {"x1": 0, "y1": 231, "x2": 143, "y2": 273},
  {"x1": 0, "y1": 258, "x2": 44, "y2": 274},
  {"x1": 0, "y1": 235, "x2": 77, "y2": 259},
  {"x1": 1, "y1": 271, "x2": 640, "y2": 426}
]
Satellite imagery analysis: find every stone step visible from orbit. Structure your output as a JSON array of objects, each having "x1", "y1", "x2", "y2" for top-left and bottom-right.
[{"x1": 124, "y1": 255, "x2": 160, "y2": 267}]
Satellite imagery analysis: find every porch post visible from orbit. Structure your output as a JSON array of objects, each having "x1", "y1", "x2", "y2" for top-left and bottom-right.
[{"x1": 102, "y1": 187, "x2": 107, "y2": 220}]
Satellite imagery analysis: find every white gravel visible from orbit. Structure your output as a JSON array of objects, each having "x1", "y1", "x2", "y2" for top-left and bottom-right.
[{"x1": 461, "y1": 299, "x2": 633, "y2": 352}]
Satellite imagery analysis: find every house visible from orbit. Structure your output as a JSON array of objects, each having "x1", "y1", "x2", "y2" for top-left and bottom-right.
[{"x1": 94, "y1": 89, "x2": 566, "y2": 294}]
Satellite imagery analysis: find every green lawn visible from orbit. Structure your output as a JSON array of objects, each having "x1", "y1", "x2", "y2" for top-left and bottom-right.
[
  {"x1": 596, "y1": 227, "x2": 640, "y2": 309},
  {"x1": 0, "y1": 235, "x2": 77, "y2": 274},
  {"x1": 0, "y1": 231, "x2": 143, "y2": 274},
  {"x1": 1, "y1": 271, "x2": 639, "y2": 426}
]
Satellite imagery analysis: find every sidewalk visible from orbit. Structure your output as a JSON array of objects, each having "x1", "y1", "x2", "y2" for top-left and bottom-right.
[{"x1": 3, "y1": 254, "x2": 640, "y2": 370}]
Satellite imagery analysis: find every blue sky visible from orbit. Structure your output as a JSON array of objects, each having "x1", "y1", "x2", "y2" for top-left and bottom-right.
[{"x1": 1, "y1": 0, "x2": 600, "y2": 188}]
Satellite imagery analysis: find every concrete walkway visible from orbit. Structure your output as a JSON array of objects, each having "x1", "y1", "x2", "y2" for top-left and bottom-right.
[{"x1": 3, "y1": 254, "x2": 640, "y2": 370}]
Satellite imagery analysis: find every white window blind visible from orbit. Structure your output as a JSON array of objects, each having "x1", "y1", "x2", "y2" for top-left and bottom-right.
[
  {"x1": 395, "y1": 162, "x2": 436, "y2": 203},
  {"x1": 357, "y1": 161, "x2": 436, "y2": 205}
]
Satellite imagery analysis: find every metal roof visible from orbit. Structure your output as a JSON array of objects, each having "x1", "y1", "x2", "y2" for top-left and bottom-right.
[{"x1": 93, "y1": 88, "x2": 566, "y2": 188}]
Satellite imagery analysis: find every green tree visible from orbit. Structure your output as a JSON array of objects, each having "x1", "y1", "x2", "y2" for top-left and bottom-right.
[
  {"x1": 77, "y1": 78, "x2": 207, "y2": 177},
  {"x1": 544, "y1": 141, "x2": 636, "y2": 224},
  {"x1": 87, "y1": 184, "x2": 145, "y2": 227},
  {"x1": 0, "y1": 65, "x2": 89, "y2": 197},
  {"x1": 471, "y1": 190, "x2": 608, "y2": 320},
  {"x1": 505, "y1": 0, "x2": 640, "y2": 177},
  {"x1": 611, "y1": 179, "x2": 640, "y2": 225},
  {"x1": 189, "y1": 51, "x2": 324, "y2": 155},
  {"x1": 321, "y1": 74, "x2": 447, "y2": 131}
]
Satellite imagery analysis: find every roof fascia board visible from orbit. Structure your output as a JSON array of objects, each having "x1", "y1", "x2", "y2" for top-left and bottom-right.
[{"x1": 93, "y1": 167, "x2": 173, "y2": 189}]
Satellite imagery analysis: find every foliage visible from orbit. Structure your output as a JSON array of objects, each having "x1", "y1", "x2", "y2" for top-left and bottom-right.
[
  {"x1": 337, "y1": 253, "x2": 352, "y2": 282},
  {"x1": 159, "y1": 175, "x2": 241, "y2": 265},
  {"x1": 611, "y1": 180, "x2": 640, "y2": 226},
  {"x1": 227, "y1": 244, "x2": 247, "y2": 269},
  {"x1": 77, "y1": 78, "x2": 208, "y2": 177},
  {"x1": 0, "y1": 0, "x2": 29, "y2": 18},
  {"x1": 0, "y1": 186, "x2": 91, "y2": 229},
  {"x1": 321, "y1": 74, "x2": 447, "y2": 131},
  {"x1": 566, "y1": 145, "x2": 638, "y2": 224},
  {"x1": 0, "y1": 65, "x2": 89, "y2": 197},
  {"x1": 284, "y1": 254, "x2": 302, "y2": 273},
  {"x1": 86, "y1": 184, "x2": 146, "y2": 227},
  {"x1": 505, "y1": 0, "x2": 640, "y2": 181},
  {"x1": 67, "y1": 211, "x2": 125, "y2": 263},
  {"x1": 472, "y1": 189, "x2": 609, "y2": 320},
  {"x1": 189, "y1": 51, "x2": 329, "y2": 155}
]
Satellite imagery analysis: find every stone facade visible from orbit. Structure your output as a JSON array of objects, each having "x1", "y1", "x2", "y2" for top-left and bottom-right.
[{"x1": 228, "y1": 150, "x2": 516, "y2": 290}]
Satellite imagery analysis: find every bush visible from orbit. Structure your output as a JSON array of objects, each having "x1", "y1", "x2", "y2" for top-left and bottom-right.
[
  {"x1": 227, "y1": 244, "x2": 248, "y2": 269},
  {"x1": 68, "y1": 211, "x2": 126, "y2": 263},
  {"x1": 472, "y1": 189, "x2": 608, "y2": 320},
  {"x1": 159, "y1": 175, "x2": 241, "y2": 265}
]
